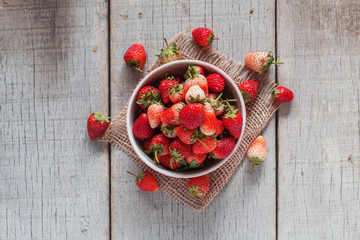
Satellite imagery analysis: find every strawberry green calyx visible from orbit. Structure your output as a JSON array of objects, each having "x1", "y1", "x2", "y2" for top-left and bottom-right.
[
  {"x1": 249, "y1": 157, "x2": 264, "y2": 174},
  {"x1": 240, "y1": 89, "x2": 252, "y2": 103},
  {"x1": 271, "y1": 87, "x2": 281, "y2": 99},
  {"x1": 189, "y1": 95, "x2": 206, "y2": 104},
  {"x1": 126, "y1": 59, "x2": 143, "y2": 72},
  {"x1": 260, "y1": 51, "x2": 283, "y2": 74},
  {"x1": 150, "y1": 144, "x2": 164, "y2": 164},
  {"x1": 169, "y1": 148, "x2": 184, "y2": 169},
  {"x1": 207, "y1": 32, "x2": 219, "y2": 45},
  {"x1": 185, "y1": 65, "x2": 200, "y2": 79},
  {"x1": 161, "y1": 124, "x2": 176, "y2": 136},
  {"x1": 136, "y1": 89, "x2": 161, "y2": 108},
  {"x1": 188, "y1": 185, "x2": 204, "y2": 198},
  {"x1": 156, "y1": 38, "x2": 180, "y2": 58},
  {"x1": 169, "y1": 84, "x2": 183, "y2": 95},
  {"x1": 93, "y1": 112, "x2": 110, "y2": 124},
  {"x1": 126, "y1": 171, "x2": 145, "y2": 183},
  {"x1": 223, "y1": 101, "x2": 239, "y2": 119}
]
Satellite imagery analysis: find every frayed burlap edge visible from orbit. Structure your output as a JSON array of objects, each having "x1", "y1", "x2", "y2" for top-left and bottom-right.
[{"x1": 102, "y1": 30, "x2": 282, "y2": 211}]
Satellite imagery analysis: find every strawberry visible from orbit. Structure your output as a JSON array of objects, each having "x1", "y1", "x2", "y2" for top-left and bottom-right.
[
  {"x1": 271, "y1": 86, "x2": 294, "y2": 102},
  {"x1": 184, "y1": 65, "x2": 204, "y2": 77},
  {"x1": 200, "y1": 102, "x2": 217, "y2": 136},
  {"x1": 185, "y1": 85, "x2": 206, "y2": 104},
  {"x1": 87, "y1": 112, "x2": 110, "y2": 139},
  {"x1": 192, "y1": 28, "x2": 217, "y2": 47},
  {"x1": 192, "y1": 136, "x2": 217, "y2": 154},
  {"x1": 179, "y1": 103, "x2": 205, "y2": 129},
  {"x1": 222, "y1": 107, "x2": 243, "y2": 139},
  {"x1": 238, "y1": 80, "x2": 259, "y2": 103},
  {"x1": 168, "y1": 83, "x2": 186, "y2": 104},
  {"x1": 247, "y1": 136, "x2": 266, "y2": 174},
  {"x1": 144, "y1": 139, "x2": 152, "y2": 152},
  {"x1": 150, "y1": 133, "x2": 171, "y2": 164},
  {"x1": 161, "y1": 102, "x2": 184, "y2": 125},
  {"x1": 165, "y1": 75, "x2": 183, "y2": 82},
  {"x1": 124, "y1": 43, "x2": 147, "y2": 72},
  {"x1": 160, "y1": 123, "x2": 177, "y2": 138},
  {"x1": 214, "y1": 119, "x2": 224, "y2": 137},
  {"x1": 136, "y1": 86, "x2": 160, "y2": 109},
  {"x1": 185, "y1": 153, "x2": 207, "y2": 168},
  {"x1": 174, "y1": 126, "x2": 196, "y2": 145},
  {"x1": 159, "y1": 79, "x2": 178, "y2": 104},
  {"x1": 184, "y1": 65, "x2": 208, "y2": 96},
  {"x1": 169, "y1": 139, "x2": 192, "y2": 169},
  {"x1": 147, "y1": 103, "x2": 165, "y2": 129},
  {"x1": 127, "y1": 171, "x2": 158, "y2": 192},
  {"x1": 210, "y1": 137, "x2": 235, "y2": 159},
  {"x1": 187, "y1": 174, "x2": 210, "y2": 198},
  {"x1": 156, "y1": 39, "x2": 182, "y2": 64},
  {"x1": 132, "y1": 113, "x2": 155, "y2": 139},
  {"x1": 208, "y1": 93, "x2": 225, "y2": 116},
  {"x1": 158, "y1": 155, "x2": 182, "y2": 170},
  {"x1": 245, "y1": 51, "x2": 283, "y2": 74},
  {"x1": 206, "y1": 73, "x2": 225, "y2": 93}
]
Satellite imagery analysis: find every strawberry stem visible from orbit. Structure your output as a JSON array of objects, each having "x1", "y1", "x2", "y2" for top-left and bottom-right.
[
  {"x1": 272, "y1": 62, "x2": 283, "y2": 65},
  {"x1": 154, "y1": 150, "x2": 159, "y2": 164},
  {"x1": 214, "y1": 92, "x2": 223, "y2": 102},
  {"x1": 197, "y1": 139, "x2": 210, "y2": 150},
  {"x1": 250, "y1": 162, "x2": 255, "y2": 174},
  {"x1": 164, "y1": 38, "x2": 169, "y2": 48},
  {"x1": 126, "y1": 171, "x2": 138, "y2": 177}
]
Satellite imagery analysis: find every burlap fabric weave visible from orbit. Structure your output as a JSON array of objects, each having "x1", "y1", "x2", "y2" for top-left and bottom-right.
[{"x1": 102, "y1": 30, "x2": 282, "y2": 211}]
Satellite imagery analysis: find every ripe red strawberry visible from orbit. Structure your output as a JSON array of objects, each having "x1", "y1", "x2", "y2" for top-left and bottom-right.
[
  {"x1": 150, "y1": 133, "x2": 171, "y2": 164},
  {"x1": 211, "y1": 137, "x2": 236, "y2": 159},
  {"x1": 238, "y1": 80, "x2": 259, "y2": 103},
  {"x1": 185, "y1": 85, "x2": 206, "y2": 104},
  {"x1": 158, "y1": 155, "x2": 182, "y2": 170},
  {"x1": 222, "y1": 108, "x2": 243, "y2": 139},
  {"x1": 192, "y1": 28, "x2": 217, "y2": 47},
  {"x1": 214, "y1": 119, "x2": 224, "y2": 137},
  {"x1": 184, "y1": 65, "x2": 208, "y2": 96},
  {"x1": 169, "y1": 139, "x2": 192, "y2": 169},
  {"x1": 200, "y1": 103, "x2": 217, "y2": 136},
  {"x1": 160, "y1": 123, "x2": 177, "y2": 138},
  {"x1": 87, "y1": 112, "x2": 110, "y2": 139},
  {"x1": 192, "y1": 136, "x2": 217, "y2": 154},
  {"x1": 245, "y1": 51, "x2": 283, "y2": 74},
  {"x1": 156, "y1": 39, "x2": 182, "y2": 64},
  {"x1": 127, "y1": 171, "x2": 158, "y2": 192},
  {"x1": 144, "y1": 139, "x2": 152, "y2": 152},
  {"x1": 271, "y1": 86, "x2": 294, "y2": 102},
  {"x1": 206, "y1": 73, "x2": 225, "y2": 93},
  {"x1": 185, "y1": 153, "x2": 207, "y2": 168},
  {"x1": 187, "y1": 174, "x2": 210, "y2": 198},
  {"x1": 184, "y1": 65, "x2": 204, "y2": 77},
  {"x1": 168, "y1": 83, "x2": 185, "y2": 104},
  {"x1": 179, "y1": 103, "x2": 205, "y2": 129},
  {"x1": 174, "y1": 126, "x2": 196, "y2": 145},
  {"x1": 208, "y1": 93, "x2": 225, "y2": 116},
  {"x1": 159, "y1": 79, "x2": 178, "y2": 104},
  {"x1": 124, "y1": 43, "x2": 147, "y2": 72},
  {"x1": 136, "y1": 86, "x2": 160, "y2": 109},
  {"x1": 247, "y1": 136, "x2": 266, "y2": 174},
  {"x1": 133, "y1": 113, "x2": 155, "y2": 139},
  {"x1": 161, "y1": 102, "x2": 184, "y2": 125},
  {"x1": 147, "y1": 103, "x2": 165, "y2": 129}
]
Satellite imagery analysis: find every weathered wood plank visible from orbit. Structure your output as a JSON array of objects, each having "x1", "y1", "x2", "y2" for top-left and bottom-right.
[
  {"x1": 0, "y1": 1, "x2": 109, "y2": 239},
  {"x1": 110, "y1": 1, "x2": 276, "y2": 239},
  {"x1": 277, "y1": 0, "x2": 360, "y2": 239}
]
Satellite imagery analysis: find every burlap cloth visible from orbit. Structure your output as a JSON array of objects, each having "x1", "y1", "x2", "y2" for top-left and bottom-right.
[{"x1": 102, "y1": 30, "x2": 282, "y2": 211}]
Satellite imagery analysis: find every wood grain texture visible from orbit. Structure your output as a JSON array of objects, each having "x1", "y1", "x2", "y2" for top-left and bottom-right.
[
  {"x1": 0, "y1": 1, "x2": 109, "y2": 239},
  {"x1": 277, "y1": 0, "x2": 360, "y2": 239},
  {"x1": 110, "y1": 0, "x2": 276, "y2": 239}
]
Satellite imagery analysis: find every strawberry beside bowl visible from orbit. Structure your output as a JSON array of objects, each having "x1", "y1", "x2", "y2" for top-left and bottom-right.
[{"x1": 126, "y1": 60, "x2": 246, "y2": 178}]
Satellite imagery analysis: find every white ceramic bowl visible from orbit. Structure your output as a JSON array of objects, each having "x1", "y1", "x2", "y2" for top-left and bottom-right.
[{"x1": 126, "y1": 60, "x2": 246, "y2": 178}]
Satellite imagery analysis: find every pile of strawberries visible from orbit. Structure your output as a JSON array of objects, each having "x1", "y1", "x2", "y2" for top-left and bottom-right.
[
  {"x1": 87, "y1": 27, "x2": 295, "y2": 197},
  {"x1": 132, "y1": 64, "x2": 242, "y2": 171}
]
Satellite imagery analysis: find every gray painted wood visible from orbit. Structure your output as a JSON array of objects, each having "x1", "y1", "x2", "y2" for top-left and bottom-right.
[
  {"x1": 277, "y1": 0, "x2": 360, "y2": 239},
  {"x1": 110, "y1": 1, "x2": 276, "y2": 239},
  {"x1": 0, "y1": 1, "x2": 109, "y2": 239}
]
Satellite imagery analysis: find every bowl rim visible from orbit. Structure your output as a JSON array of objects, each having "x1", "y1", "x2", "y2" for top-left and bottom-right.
[{"x1": 126, "y1": 60, "x2": 246, "y2": 178}]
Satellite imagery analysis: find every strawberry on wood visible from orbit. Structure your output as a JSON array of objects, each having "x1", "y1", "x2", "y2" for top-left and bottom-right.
[
  {"x1": 87, "y1": 112, "x2": 110, "y2": 139},
  {"x1": 124, "y1": 43, "x2": 147, "y2": 72}
]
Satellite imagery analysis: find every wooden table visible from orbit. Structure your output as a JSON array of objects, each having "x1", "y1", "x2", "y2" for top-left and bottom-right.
[{"x1": 1, "y1": 1, "x2": 359, "y2": 239}]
